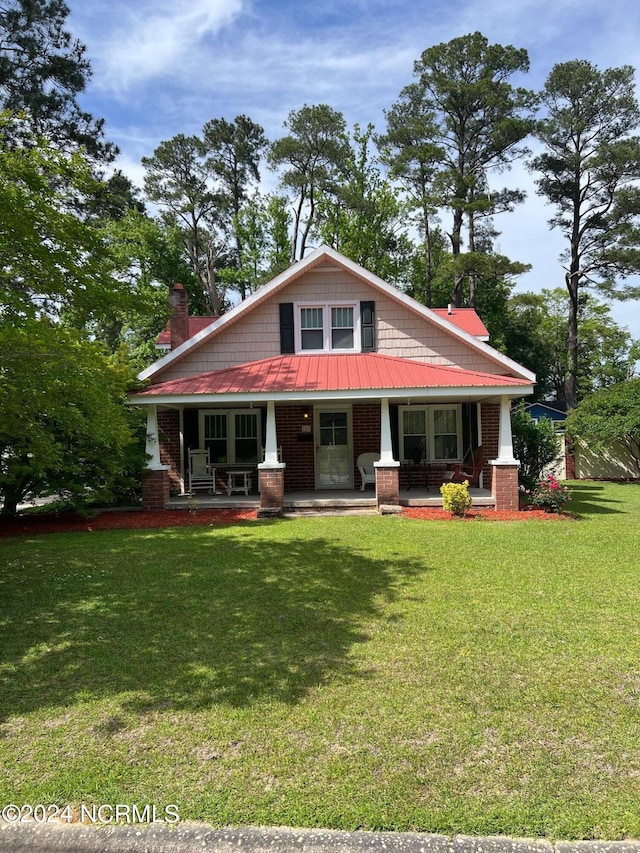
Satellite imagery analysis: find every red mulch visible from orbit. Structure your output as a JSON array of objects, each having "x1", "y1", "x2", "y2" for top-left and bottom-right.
[
  {"x1": 403, "y1": 506, "x2": 573, "y2": 522},
  {"x1": 0, "y1": 504, "x2": 573, "y2": 537},
  {"x1": 0, "y1": 509, "x2": 258, "y2": 537}
]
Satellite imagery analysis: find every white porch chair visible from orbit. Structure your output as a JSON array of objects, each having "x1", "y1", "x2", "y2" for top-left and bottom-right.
[
  {"x1": 188, "y1": 449, "x2": 217, "y2": 494},
  {"x1": 357, "y1": 452, "x2": 379, "y2": 491}
]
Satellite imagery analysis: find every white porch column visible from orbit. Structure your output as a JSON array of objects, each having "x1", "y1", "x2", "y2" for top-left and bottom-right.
[
  {"x1": 258, "y1": 400, "x2": 286, "y2": 518},
  {"x1": 377, "y1": 397, "x2": 398, "y2": 465},
  {"x1": 496, "y1": 395, "x2": 518, "y2": 464},
  {"x1": 145, "y1": 405, "x2": 166, "y2": 469},
  {"x1": 262, "y1": 400, "x2": 281, "y2": 465}
]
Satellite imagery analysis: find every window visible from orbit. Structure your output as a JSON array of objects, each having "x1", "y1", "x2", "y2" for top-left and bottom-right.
[
  {"x1": 200, "y1": 410, "x2": 260, "y2": 465},
  {"x1": 331, "y1": 306, "x2": 354, "y2": 349},
  {"x1": 296, "y1": 302, "x2": 359, "y2": 353},
  {"x1": 433, "y1": 407, "x2": 459, "y2": 460},
  {"x1": 399, "y1": 405, "x2": 462, "y2": 462},
  {"x1": 401, "y1": 409, "x2": 427, "y2": 464},
  {"x1": 300, "y1": 307, "x2": 324, "y2": 350}
]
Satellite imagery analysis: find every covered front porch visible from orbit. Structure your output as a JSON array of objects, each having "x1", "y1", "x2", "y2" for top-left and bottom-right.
[
  {"x1": 130, "y1": 349, "x2": 534, "y2": 516},
  {"x1": 139, "y1": 391, "x2": 519, "y2": 515}
]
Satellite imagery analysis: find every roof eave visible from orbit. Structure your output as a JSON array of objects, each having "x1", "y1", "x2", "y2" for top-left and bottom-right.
[{"x1": 128, "y1": 382, "x2": 535, "y2": 407}]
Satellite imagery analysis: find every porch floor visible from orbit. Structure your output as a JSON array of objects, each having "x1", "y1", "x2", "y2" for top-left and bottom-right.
[{"x1": 167, "y1": 487, "x2": 495, "y2": 511}]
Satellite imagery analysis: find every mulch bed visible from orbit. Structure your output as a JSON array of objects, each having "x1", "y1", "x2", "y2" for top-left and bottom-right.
[
  {"x1": 402, "y1": 506, "x2": 573, "y2": 522},
  {"x1": 0, "y1": 504, "x2": 572, "y2": 537}
]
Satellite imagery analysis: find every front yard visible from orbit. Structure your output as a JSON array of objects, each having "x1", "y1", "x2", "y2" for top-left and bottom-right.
[{"x1": 1, "y1": 482, "x2": 639, "y2": 839}]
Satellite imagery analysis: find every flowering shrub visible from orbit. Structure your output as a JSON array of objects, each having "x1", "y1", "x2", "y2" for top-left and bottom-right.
[
  {"x1": 440, "y1": 480, "x2": 472, "y2": 517},
  {"x1": 530, "y1": 475, "x2": 571, "y2": 513}
]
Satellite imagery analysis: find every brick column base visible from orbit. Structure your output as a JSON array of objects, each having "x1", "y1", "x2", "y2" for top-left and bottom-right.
[
  {"x1": 375, "y1": 463, "x2": 400, "y2": 509},
  {"x1": 490, "y1": 462, "x2": 520, "y2": 512},
  {"x1": 258, "y1": 464, "x2": 286, "y2": 517},
  {"x1": 142, "y1": 467, "x2": 170, "y2": 511}
]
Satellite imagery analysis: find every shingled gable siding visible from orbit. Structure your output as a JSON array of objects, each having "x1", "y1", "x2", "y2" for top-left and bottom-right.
[{"x1": 151, "y1": 269, "x2": 510, "y2": 384}]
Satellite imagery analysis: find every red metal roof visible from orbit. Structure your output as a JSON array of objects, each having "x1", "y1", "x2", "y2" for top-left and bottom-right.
[
  {"x1": 156, "y1": 317, "x2": 217, "y2": 347},
  {"x1": 432, "y1": 308, "x2": 489, "y2": 337},
  {"x1": 135, "y1": 353, "x2": 530, "y2": 397}
]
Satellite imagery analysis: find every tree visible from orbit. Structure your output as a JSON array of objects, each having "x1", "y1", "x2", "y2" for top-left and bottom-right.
[
  {"x1": 501, "y1": 288, "x2": 640, "y2": 405},
  {"x1": 99, "y1": 209, "x2": 199, "y2": 367},
  {"x1": 531, "y1": 59, "x2": 640, "y2": 410},
  {"x1": 142, "y1": 134, "x2": 228, "y2": 314},
  {"x1": 379, "y1": 83, "x2": 442, "y2": 305},
  {"x1": 0, "y1": 113, "x2": 128, "y2": 322},
  {"x1": 268, "y1": 103, "x2": 351, "y2": 262},
  {"x1": 567, "y1": 379, "x2": 640, "y2": 475},
  {"x1": 201, "y1": 115, "x2": 267, "y2": 298},
  {"x1": 511, "y1": 404, "x2": 560, "y2": 491},
  {"x1": 0, "y1": 321, "x2": 134, "y2": 517},
  {"x1": 409, "y1": 32, "x2": 535, "y2": 306},
  {"x1": 314, "y1": 124, "x2": 413, "y2": 284},
  {"x1": 0, "y1": 114, "x2": 137, "y2": 517},
  {"x1": 0, "y1": 0, "x2": 114, "y2": 160}
]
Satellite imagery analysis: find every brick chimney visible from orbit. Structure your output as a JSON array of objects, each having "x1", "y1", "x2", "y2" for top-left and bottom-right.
[{"x1": 168, "y1": 283, "x2": 189, "y2": 350}]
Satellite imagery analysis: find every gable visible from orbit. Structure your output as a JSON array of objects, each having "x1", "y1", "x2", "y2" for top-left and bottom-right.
[{"x1": 141, "y1": 247, "x2": 534, "y2": 385}]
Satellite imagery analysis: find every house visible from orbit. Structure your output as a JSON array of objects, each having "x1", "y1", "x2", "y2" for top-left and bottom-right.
[
  {"x1": 129, "y1": 246, "x2": 535, "y2": 514},
  {"x1": 522, "y1": 400, "x2": 567, "y2": 429}
]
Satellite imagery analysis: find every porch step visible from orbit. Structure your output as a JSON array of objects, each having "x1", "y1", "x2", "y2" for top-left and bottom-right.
[{"x1": 284, "y1": 496, "x2": 377, "y2": 517}]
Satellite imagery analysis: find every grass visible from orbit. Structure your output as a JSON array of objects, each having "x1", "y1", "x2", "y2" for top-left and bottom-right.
[{"x1": 1, "y1": 481, "x2": 639, "y2": 840}]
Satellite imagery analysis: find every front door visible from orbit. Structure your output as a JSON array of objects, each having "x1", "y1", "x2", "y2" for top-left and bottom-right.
[{"x1": 315, "y1": 408, "x2": 353, "y2": 489}]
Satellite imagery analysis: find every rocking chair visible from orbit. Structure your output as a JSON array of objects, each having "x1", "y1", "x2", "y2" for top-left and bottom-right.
[{"x1": 188, "y1": 448, "x2": 217, "y2": 494}]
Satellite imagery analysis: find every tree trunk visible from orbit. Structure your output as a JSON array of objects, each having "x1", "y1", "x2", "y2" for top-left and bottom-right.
[
  {"x1": 422, "y1": 201, "x2": 432, "y2": 308},
  {"x1": 565, "y1": 268, "x2": 579, "y2": 411}
]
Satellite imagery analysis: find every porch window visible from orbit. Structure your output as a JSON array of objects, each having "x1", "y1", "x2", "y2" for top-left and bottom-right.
[
  {"x1": 296, "y1": 302, "x2": 359, "y2": 353},
  {"x1": 200, "y1": 410, "x2": 260, "y2": 465},
  {"x1": 432, "y1": 407, "x2": 460, "y2": 460},
  {"x1": 399, "y1": 405, "x2": 462, "y2": 463},
  {"x1": 401, "y1": 409, "x2": 427, "y2": 464}
]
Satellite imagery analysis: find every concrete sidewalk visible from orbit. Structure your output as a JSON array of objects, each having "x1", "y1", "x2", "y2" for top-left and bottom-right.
[{"x1": 1, "y1": 823, "x2": 640, "y2": 853}]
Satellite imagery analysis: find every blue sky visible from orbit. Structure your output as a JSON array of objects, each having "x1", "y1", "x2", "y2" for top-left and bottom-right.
[{"x1": 68, "y1": 0, "x2": 640, "y2": 341}]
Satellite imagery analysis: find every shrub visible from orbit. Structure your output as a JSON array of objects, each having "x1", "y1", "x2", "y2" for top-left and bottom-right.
[
  {"x1": 511, "y1": 404, "x2": 560, "y2": 491},
  {"x1": 440, "y1": 480, "x2": 472, "y2": 517},
  {"x1": 530, "y1": 475, "x2": 571, "y2": 513}
]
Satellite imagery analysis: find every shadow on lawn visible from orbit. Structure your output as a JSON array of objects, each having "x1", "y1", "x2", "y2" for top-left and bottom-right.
[
  {"x1": 567, "y1": 482, "x2": 630, "y2": 517},
  {"x1": 0, "y1": 522, "x2": 425, "y2": 720}
]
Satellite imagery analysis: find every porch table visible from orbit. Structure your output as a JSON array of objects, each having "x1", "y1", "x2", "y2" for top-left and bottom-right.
[{"x1": 226, "y1": 470, "x2": 253, "y2": 496}]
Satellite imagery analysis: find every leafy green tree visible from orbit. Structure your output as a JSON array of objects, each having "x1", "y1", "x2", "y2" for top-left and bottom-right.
[
  {"x1": 531, "y1": 59, "x2": 640, "y2": 409},
  {"x1": 410, "y1": 32, "x2": 535, "y2": 306},
  {"x1": 201, "y1": 115, "x2": 267, "y2": 298},
  {"x1": 142, "y1": 133, "x2": 228, "y2": 314},
  {"x1": 268, "y1": 103, "x2": 351, "y2": 262},
  {"x1": 315, "y1": 124, "x2": 413, "y2": 284},
  {"x1": 511, "y1": 405, "x2": 561, "y2": 491},
  {"x1": 99, "y1": 209, "x2": 199, "y2": 367},
  {"x1": 567, "y1": 379, "x2": 640, "y2": 475},
  {"x1": 0, "y1": 115, "x2": 138, "y2": 517},
  {"x1": 0, "y1": 113, "x2": 128, "y2": 322},
  {"x1": 0, "y1": 0, "x2": 114, "y2": 160},
  {"x1": 379, "y1": 84, "x2": 442, "y2": 305},
  {"x1": 0, "y1": 322, "x2": 135, "y2": 517}
]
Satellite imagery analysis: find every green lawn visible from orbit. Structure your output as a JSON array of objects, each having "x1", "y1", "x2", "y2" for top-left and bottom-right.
[{"x1": 1, "y1": 482, "x2": 639, "y2": 840}]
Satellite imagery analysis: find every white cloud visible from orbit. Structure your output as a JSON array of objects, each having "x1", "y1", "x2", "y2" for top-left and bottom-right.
[{"x1": 95, "y1": 0, "x2": 245, "y2": 91}]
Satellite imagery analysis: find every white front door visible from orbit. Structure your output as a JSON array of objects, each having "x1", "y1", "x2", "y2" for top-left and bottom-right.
[{"x1": 315, "y1": 409, "x2": 353, "y2": 489}]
